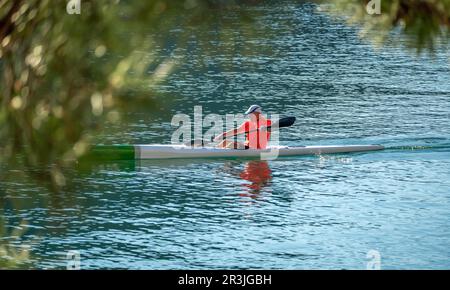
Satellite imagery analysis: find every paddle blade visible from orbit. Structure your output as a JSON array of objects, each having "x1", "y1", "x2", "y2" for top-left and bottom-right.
[{"x1": 276, "y1": 116, "x2": 296, "y2": 128}]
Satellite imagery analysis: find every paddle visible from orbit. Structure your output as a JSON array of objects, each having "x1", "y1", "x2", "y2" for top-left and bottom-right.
[{"x1": 186, "y1": 116, "x2": 296, "y2": 147}]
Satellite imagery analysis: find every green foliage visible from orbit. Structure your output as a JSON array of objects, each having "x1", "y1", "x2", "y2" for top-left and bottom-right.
[
  {"x1": 0, "y1": 0, "x2": 266, "y2": 189},
  {"x1": 319, "y1": 0, "x2": 450, "y2": 54},
  {"x1": 0, "y1": 218, "x2": 31, "y2": 269}
]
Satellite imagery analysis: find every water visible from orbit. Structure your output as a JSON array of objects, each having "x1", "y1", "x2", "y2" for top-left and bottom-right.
[{"x1": 1, "y1": 2, "x2": 450, "y2": 269}]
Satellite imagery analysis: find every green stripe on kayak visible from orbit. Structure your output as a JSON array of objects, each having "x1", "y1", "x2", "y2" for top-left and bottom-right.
[{"x1": 83, "y1": 145, "x2": 136, "y2": 161}]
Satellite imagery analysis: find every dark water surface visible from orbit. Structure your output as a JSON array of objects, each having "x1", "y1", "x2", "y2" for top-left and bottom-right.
[{"x1": 2, "y1": 3, "x2": 450, "y2": 269}]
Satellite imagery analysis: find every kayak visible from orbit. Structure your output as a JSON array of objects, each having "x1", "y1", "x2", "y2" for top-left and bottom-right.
[{"x1": 88, "y1": 144, "x2": 384, "y2": 160}]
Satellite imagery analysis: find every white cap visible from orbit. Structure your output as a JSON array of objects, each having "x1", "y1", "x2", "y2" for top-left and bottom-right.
[{"x1": 244, "y1": 105, "x2": 262, "y2": 115}]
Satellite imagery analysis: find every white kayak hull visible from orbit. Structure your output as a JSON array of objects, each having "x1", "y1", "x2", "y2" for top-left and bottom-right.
[{"x1": 134, "y1": 144, "x2": 384, "y2": 159}]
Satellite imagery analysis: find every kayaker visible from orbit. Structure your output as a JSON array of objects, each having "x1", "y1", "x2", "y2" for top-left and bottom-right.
[{"x1": 214, "y1": 105, "x2": 272, "y2": 149}]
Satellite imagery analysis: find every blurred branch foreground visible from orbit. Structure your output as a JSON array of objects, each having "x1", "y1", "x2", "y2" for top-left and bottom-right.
[
  {"x1": 0, "y1": 0, "x2": 263, "y2": 189},
  {"x1": 322, "y1": 0, "x2": 449, "y2": 53},
  {"x1": 0, "y1": 0, "x2": 449, "y2": 189}
]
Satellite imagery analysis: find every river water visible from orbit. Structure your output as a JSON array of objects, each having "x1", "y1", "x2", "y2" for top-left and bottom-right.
[{"x1": 2, "y1": 2, "x2": 450, "y2": 269}]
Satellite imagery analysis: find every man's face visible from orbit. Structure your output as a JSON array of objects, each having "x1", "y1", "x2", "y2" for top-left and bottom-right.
[{"x1": 249, "y1": 112, "x2": 261, "y2": 121}]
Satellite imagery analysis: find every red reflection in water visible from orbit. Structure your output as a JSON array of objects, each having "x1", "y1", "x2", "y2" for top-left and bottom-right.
[{"x1": 239, "y1": 161, "x2": 272, "y2": 198}]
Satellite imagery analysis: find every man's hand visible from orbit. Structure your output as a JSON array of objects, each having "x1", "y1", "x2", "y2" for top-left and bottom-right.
[
  {"x1": 214, "y1": 133, "x2": 225, "y2": 142},
  {"x1": 214, "y1": 128, "x2": 238, "y2": 142}
]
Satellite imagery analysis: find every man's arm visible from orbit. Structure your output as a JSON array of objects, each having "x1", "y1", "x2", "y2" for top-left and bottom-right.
[{"x1": 214, "y1": 122, "x2": 247, "y2": 142}]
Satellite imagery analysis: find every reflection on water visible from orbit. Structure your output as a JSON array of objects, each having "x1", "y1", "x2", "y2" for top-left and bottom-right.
[
  {"x1": 2, "y1": 148, "x2": 450, "y2": 269},
  {"x1": 219, "y1": 160, "x2": 273, "y2": 198},
  {"x1": 239, "y1": 161, "x2": 272, "y2": 198}
]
